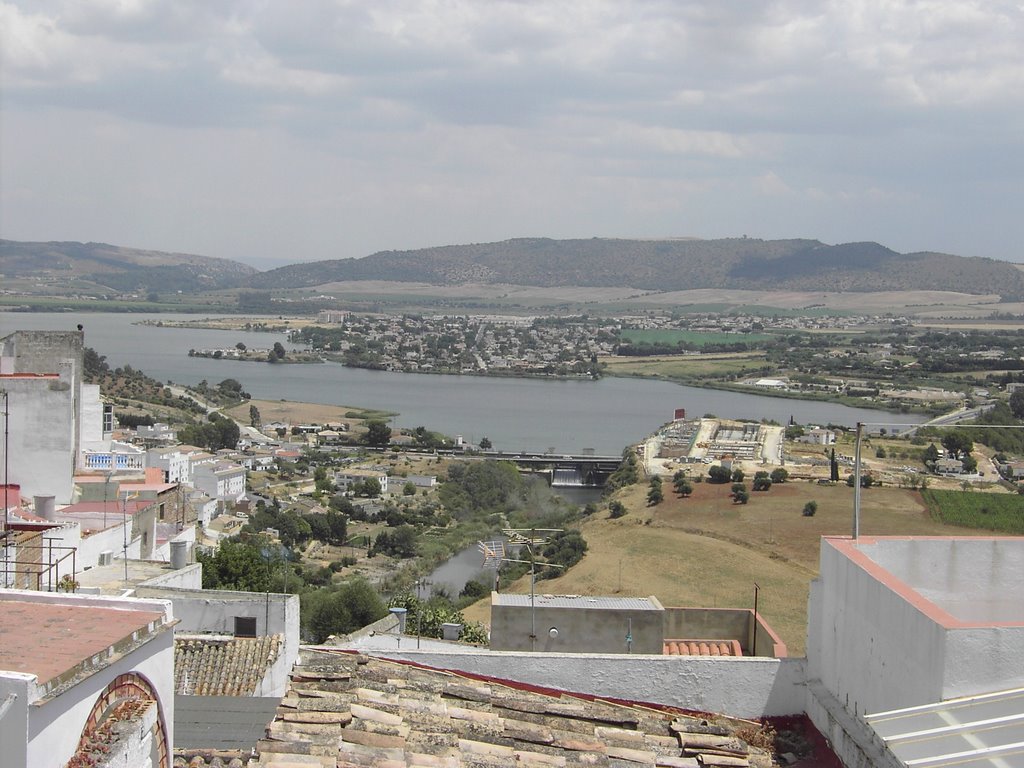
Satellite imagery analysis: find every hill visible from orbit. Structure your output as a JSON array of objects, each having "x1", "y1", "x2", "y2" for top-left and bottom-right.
[
  {"x1": 5, "y1": 237, "x2": 1023, "y2": 301},
  {"x1": 0, "y1": 240, "x2": 256, "y2": 294},
  {"x1": 247, "y1": 237, "x2": 1024, "y2": 300}
]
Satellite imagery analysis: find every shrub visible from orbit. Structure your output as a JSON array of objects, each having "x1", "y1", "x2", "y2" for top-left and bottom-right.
[{"x1": 802, "y1": 501, "x2": 818, "y2": 517}]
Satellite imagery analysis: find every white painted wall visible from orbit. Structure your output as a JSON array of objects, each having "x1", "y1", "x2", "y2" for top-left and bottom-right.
[
  {"x1": 363, "y1": 649, "x2": 807, "y2": 718},
  {"x1": 942, "y1": 626, "x2": 1024, "y2": 700},
  {"x1": 0, "y1": 673, "x2": 33, "y2": 768},
  {"x1": 0, "y1": 590, "x2": 176, "y2": 768},
  {"x1": 138, "y1": 564, "x2": 203, "y2": 591},
  {"x1": 806, "y1": 537, "x2": 1024, "y2": 717},
  {"x1": 0, "y1": 376, "x2": 77, "y2": 503},
  {"x1": 136, "y1": 587, "x2": 300, "y2": 698},
  {"x1": 27, "y1": 627, "x2": 174, "y2": 768},
  {"x1": 806, "y1": 540, "x2": 948, "y2": 716}
]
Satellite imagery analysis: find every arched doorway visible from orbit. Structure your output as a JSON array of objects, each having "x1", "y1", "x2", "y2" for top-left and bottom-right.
[{"x1": 69, "y1": 672, "x2": 169, "y2": 768}]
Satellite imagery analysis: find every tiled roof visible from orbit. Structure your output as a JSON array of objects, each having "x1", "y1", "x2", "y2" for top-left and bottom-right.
[
  {"x1": 175, "y1": 635, "x2": 282, "y2": 696},
  {"x1": 664, "y1": 640, "x2": 743, "y2": 657},
  {"x1": 243, "y1": 649, "x2": 776, "y2": 767}
]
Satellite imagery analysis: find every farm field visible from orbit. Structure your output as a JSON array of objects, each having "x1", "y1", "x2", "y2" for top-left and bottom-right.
[
  {"x1": 921, "y1": 488, "x2": 1024, "y2": 533},
  {"x1": 464, "y1": 480, "x2": 1009, "y2": 656},
  {"x1": 601, "y1": 351, "x2": 768, "y2": 380},
  {"x1": 619, "y1": 329, "x2": 776, "y2": 347}
]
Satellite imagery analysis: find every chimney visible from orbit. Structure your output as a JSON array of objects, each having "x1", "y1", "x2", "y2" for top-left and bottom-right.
[{"x1": 34, "y1": 495, "x2": 56, "y2": 521}]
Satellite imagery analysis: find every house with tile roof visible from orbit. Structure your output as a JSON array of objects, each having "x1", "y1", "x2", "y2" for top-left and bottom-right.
[{"x1": 0, "y1": 588, "x2": 176, "y2": 768}]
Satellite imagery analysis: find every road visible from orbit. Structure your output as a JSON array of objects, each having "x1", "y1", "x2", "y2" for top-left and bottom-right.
[{"x1": 896, "y1": 403, "x2": 996, "y2": 437}]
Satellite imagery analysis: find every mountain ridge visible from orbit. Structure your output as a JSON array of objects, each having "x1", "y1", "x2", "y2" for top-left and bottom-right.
[
  {"x1": 3, "y1": 237, "x2": 1023, "y2": 300},
  {"x1": 247, "y1": 237, "x2": 1024, "y2": 299}
]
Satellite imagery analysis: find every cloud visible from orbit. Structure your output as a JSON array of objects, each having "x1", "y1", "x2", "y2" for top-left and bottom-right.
[{"x1": 1, "y1": 0, "x2": 1023, "y2": 264}]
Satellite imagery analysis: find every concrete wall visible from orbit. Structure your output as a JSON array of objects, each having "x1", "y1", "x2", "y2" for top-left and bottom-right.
[
  {"x1": 806, "y1": 540, "x2": 948, "y2": 716},
  {"x1": 135, "y1": 586, "x2": 300, "y2": 697},
  {"x1": 138, "y1": 563, "x2": 203, "y2": 590},
  {"x1": 0, "y1": 374, "x2": 77, "y2": 503},
  {"x1": 490, "y1": 601, "x2": 663, "y2": 653},
  {"x1": 366, "y1": 649, "x2": 807, "y2": 718},
  {"x1": 0, "y1": 331, "x2": 85, "y2": 504},
  {"x1": 942, "y1": 625, "x2": 1024, "y2": 700}
]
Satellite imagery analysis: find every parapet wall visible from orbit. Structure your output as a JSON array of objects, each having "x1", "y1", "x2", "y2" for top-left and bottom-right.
[{"x1": 364, "y1": 649, "x2": 807, "y2": 718}]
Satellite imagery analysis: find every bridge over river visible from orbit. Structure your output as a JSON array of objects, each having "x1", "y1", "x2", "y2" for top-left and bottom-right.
[{"x1": 480, "y1": 450, "x2": 622, "y2": 488}]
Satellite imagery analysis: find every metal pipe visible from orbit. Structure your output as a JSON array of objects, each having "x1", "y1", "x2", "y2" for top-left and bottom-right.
[{"x1": 853, "y1": 422, "x2": 863, "y2": 539}]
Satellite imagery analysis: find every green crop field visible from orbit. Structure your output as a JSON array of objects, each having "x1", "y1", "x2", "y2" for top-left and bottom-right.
[
  {"x1": 921, "y1": 489, "x2": 1024, "y2": 534},
  {"x1": 620, "y1": 329, "x2": 775, "y2": 347}
]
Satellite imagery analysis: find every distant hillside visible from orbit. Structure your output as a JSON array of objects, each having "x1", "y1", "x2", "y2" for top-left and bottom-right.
[
  {"x1": 247, "y1": 238, "x2": 1024, "y2": 300},
  {"x1": 0, "y1": 240, "x2": 256, "y2": 293}
]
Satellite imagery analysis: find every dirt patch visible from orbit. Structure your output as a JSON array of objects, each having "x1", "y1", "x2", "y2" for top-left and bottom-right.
[{"x1": 227, "y1": 399, "x2": 374, "y2": 428}]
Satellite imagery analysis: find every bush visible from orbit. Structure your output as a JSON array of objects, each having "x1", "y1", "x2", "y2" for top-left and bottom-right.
[
  {"x1": 708, "y1": 465, "x2": 731, "y2": 483},
  {"x1": 803, "y1": 501, "x2": 818, "y2": 517},
  {"x1": 608, "y1": 501, "x2": 627, "y2": 518}
]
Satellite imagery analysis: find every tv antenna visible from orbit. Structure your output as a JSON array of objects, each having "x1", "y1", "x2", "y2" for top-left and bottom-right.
[{"x1": 478, "y1": 528, "x2": 564, "y2": 651}]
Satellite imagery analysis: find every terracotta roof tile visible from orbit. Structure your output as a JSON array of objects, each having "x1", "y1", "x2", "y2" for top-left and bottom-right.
[{"x1": 175, "y1": 635, "x2": 282, "y2": 696}]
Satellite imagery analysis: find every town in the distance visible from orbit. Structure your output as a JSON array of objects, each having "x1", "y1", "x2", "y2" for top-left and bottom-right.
[{"x1": 2, "y1": 287, "x2": 1023, "y2": 767}]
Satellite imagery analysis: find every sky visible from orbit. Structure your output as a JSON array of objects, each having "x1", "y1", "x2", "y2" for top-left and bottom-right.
[{"x1": 2, "y1": 1, "x2": 1022, "y2": 270}]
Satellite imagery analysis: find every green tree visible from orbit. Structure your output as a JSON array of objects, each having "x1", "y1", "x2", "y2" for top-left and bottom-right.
[
  {"x1": 272, "y1": 341, "x2": 287, "y2": 360},
  {"x1": 197, "y1": 539, "x2": 273, "y2": 591},
  {"x1": 364, "y1": 420, "x2": 392, "y2": 447},
  {"x1": 360, "y1": 477, "x2": 382, "y2": 498},
  {"x1": 802, "y1": 501, "x2": 818, "y2": 517},
  {"x1": 402, "y1": 481, "x2": 417, "y2": 496},
  {"x1": 314, "y1": 466, "x2": 334, "y2": 495},
  {"x1": 478, "y1": 436, "x2": 492, "y2": 450},
  {"x1": 708, "y1": 465, "x2": 731, "y2": 483},
  {"x1": 608, "y1": 500, "x2": 627, "y2": 518},
  {"x1": 1010, "y1": 388, "x2": 1024, "y2": 419},
  {"x1": 304, "y1": 578, "x2": 387, "y2": 643},
  {"x1": 752, "y1": 476, "x2": 772, "y2": 491},
  {"x1": 941, "y1": 432, "x2": 973, "y2": 460},
  {"x1": 647, "y1": 478, "x2": 664, "y2": 506},
  {"x1": 733, "y1": 489, "x2": 750, "y2": 504},
  {"x1": 923, "y1": 443, "x2": 939, "y2": 465},
  {"x1": 770, "y1": 468, "x2": 789, "y2": 484},
  {"x1": 830, "y1": 448, "x2": 840, "y2": 482},
  {"x1": 249, "y1": 404, "x2": 261, "y2": 427},
  {"x1": 731, "y1": 468, "x2": 745, "y2": 483},
  {"x1": 673, "y1": 475, "x2": 693, "y2": 497}
]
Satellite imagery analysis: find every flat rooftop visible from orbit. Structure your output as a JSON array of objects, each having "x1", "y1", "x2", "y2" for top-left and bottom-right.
[
  {"x1": 0, "y1": 595, "x2": 165, "y2": 687},
  {"x1": 492, "y1": 594, "x2": 663, "y2": 611},
  {"x1": 828, "y1": 536, "x2": 1024, "y2": 626}
]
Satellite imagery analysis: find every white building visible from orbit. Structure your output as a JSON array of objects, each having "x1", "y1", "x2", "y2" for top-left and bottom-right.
[
  {"x1": 0, "y1": 331, "x2": 91, "y2": 503},
  {"x1": 147, "y1": 446, "x2": 192, "y2": 484},
  {"x1": 0, "y1": 589, "x2": 176, "y2": 768},
  {"x1": 335, "y1": 469, "x2": 389, "y2": 495},
  {"x1": 192, "y1": 461, "x2": 247, "y2": 507}
]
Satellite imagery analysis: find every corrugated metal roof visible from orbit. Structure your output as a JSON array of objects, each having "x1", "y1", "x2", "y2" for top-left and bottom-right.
[
  {"x1": 174, "y1": 695, "x2": 279, "y2": 751},
  {"x1": 866, "y1": 687, "x2": 1024, "y2": 767},
  {"x1": 492, "y1": 593, "x2": 660, "y2": 610}
]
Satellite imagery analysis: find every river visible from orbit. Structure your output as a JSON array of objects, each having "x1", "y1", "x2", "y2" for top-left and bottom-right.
[{"x1": 0, "y1": 312, "x2": 925, "y2": 455}]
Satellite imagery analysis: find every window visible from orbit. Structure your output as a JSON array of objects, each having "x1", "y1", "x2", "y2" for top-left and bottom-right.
[{"x1": 234, "y1": 616, "x2": 257, "y2": 638}]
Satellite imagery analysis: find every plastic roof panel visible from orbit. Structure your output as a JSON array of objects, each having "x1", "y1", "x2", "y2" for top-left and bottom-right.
[{"x1": 866, "y1": 687, "x2": 1024, "y2": 767}]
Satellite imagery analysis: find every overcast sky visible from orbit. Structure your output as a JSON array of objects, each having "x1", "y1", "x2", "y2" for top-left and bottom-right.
[{"x1": 2, "y1": 1, "x2": 1022, "y2": 269}]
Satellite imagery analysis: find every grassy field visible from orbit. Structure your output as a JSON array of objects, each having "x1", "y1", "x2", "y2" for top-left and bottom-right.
[
  {"x1": 463, "y1": 480, "x2": 1000, "y2": 656},
  {"x1": 921, "y1": 488, "x2": 1024, "y2": 533},
  {"x1": 620, "y1": 329, "x2": 776, "y2": 347},
  {"x1": 601, "y1": 352, "x2": 768, "y2": 380}
]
